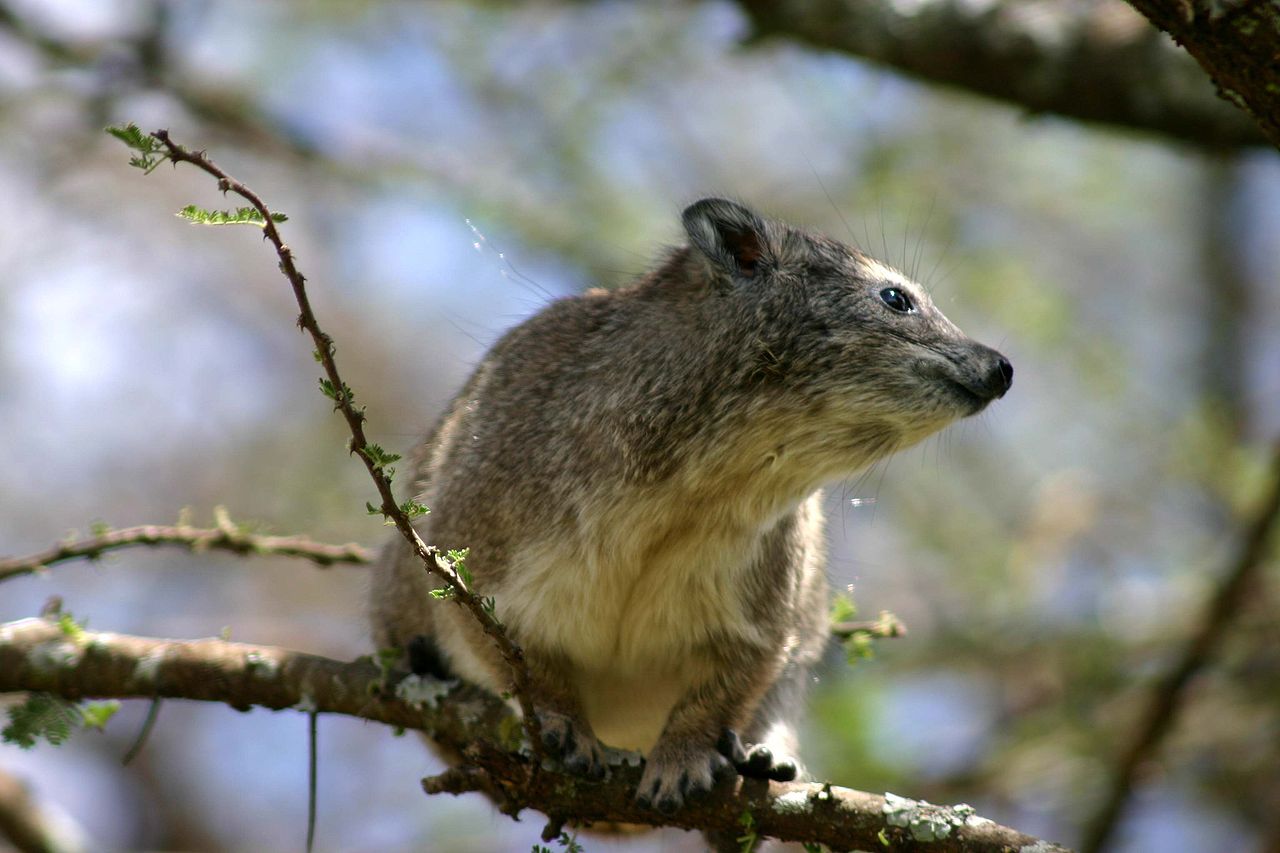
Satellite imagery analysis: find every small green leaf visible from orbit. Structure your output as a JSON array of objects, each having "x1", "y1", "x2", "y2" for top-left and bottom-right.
[
  {"x1": 366, "y1": 501, "x2": 384, "y2": 516},
  {"x1": 400, "y1": 500, "x2": 429, "y2": 520},
  {"x1": 830, "y1": 592, "x2": 857, "y2": 624},
  {"x1": 429, "y1": 587, "x2": 456, "y2": 600},
  {"x1": 841, "y1": 632, "x2": 874, "y2": 666},
  {"x1": 56, "y1": 612, "x2": 86, "y2": 644},
  {"x1": 176, "y1": 204, "x2": 287, "y2": 227},
  {"x1": 80, "y1": 701, "x2": 121, "y2": 731},
  {"x1": 105, "y1": 124, "x2": 166, "y2": 173},
  {"x1": 737, "y1": 809, "x2": 758, "y2": 852},
  {"x1": 446, "y1": 548, "x2": 472, "y2": 586},
  {"x1": 361, "y1": 444, "x2": 402, "y2": 468},
  {"x1": 3, "y1": 694, "x2": 80, "y2": 749}
]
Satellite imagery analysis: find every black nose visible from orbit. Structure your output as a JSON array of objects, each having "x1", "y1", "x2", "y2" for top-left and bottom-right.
[{"x1": 993, "y1": 355, "x2": 1013, "y2": 398}]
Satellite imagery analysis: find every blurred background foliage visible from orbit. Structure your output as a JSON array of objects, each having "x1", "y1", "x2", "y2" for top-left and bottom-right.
[{"x1": 1, "y1": 1, "x2": 1277, "y2": 851}]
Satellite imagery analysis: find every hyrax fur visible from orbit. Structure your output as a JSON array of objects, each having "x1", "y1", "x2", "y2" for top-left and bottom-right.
[{"x1": 370, "y1": 199, "x2": 1012, "y2": 814}]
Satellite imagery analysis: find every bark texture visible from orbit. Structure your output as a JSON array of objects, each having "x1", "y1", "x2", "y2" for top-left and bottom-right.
[
  {"x1": 736, "y1": 0, "x2": 1267, "y2": 149},
  {"x1": 1122, "y1": 0, "x2": 1280, "y2": 149},
  {"x1": 0, "y1": 618, "x2": 1071, "y2": 852}
]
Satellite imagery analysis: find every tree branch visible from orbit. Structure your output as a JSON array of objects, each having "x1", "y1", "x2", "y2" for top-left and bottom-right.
[
  {"x1": 1080, "y1": 438, "x2": 1280, "y2": 853},
  {"x1": 734, "y1": 0, "x2": 1266, "y2": 149},
  {"x1": 1121, "y1": 0, "x2": 1280, "y2": 150},
  {"x1": 0, "y1": 510, "x2": 373, "y2": 582},
  {"x1": 0, "y1": 617, "x2": 1069, "y2": 851}
]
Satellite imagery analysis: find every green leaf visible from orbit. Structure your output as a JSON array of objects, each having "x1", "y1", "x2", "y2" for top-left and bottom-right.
[
  {"x1": 3, "y1": 694, "x2": 80, "y2": 749},
  {"x1": 429, "y1": 587, "x2": 456, "y2": 600},
  {"x1": 841, "y1": 631, "x2": 874, "y2": 666},
  {"x1": 830, "y1": 592, "x2": 857, "y2": 624},
  {"x1": 737, "y1": 809, "x2": 758, "y2": 852},
  {"x1": 446, "y1": 548, "x2": 472, "y2": 586},
  {"x1": 366, "y1": 501, "x2": 384, "y2": 516},
  {"x1": 176, "y1": 204, "x2": 288, "y2": 227},
  {"x1": 56, "y1": 612, "x2": 86, "y2": 644},
  {"x1": 400, "y1": 499, "x2": 429, "y2": 520},
  {"x1": 105, "y1": 124, "x2": 166, "y2": 173},
  {"x1": 80, "y1": 701, "x2": 121, "y2": 731}
]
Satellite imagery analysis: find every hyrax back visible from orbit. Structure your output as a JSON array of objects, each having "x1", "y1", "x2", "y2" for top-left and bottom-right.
[{"x1": 370, "y1": 198, "x2": 1011, "y2": 813}]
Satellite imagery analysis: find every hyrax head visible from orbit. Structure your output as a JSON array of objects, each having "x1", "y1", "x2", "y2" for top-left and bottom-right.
[{"x1": 681, "y1": 198, "x2": 1012, "y2": 456}]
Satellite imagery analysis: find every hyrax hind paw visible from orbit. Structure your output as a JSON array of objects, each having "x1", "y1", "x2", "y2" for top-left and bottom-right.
[
  {"x1": 537, "y1": 709, "x2": 606, "y2": 780},
  {"x1": 635, "y1": 739, "x2": 737, "y2": 815},
  {"x1": 716, "y1": 728, "x2": 798, "y2": 782}
]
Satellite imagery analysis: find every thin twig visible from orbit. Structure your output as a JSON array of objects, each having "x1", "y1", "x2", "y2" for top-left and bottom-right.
[
  {"x1": 120, "y1": 697, "x2": 162, "y2": 766},
  {"x1": 0, "y1": 516, "x2": 372, "y2": 582},
  {"x1": 145, "y1": 129, "x2": 544, "y2": 759},
  {"x1": 1081, "y1": 438, "x2": 1280, "y2": 853},
  {"x1": 306, "y1": 710, "x2": 318, "y2": 853},
  {"x1": 830, "y1": 612, "x2": 907, "y2": 640}
]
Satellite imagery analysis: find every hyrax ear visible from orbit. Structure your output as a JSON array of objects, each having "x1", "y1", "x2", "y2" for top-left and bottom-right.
[{"x1": 682, "y1": 198, "x2": 772, "y2": 279}]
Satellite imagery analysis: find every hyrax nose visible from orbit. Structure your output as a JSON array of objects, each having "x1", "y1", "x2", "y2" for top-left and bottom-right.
[{"x1": 982, "y1": 351, "x2": 1014, "y2": 400}]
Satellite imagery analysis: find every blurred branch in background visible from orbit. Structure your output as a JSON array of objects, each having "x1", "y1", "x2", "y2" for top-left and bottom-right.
[
  {"x1": 0, "y1": 765, "x2": 85, "y2": 853},
  {"x1": 1122, "y1": 0, "x2": 1280, "y2": 150},
  {"x1": 735, "y1": 0, "x2": 1266, "y2": 150},
  {"x1": 1082, "y1": 438, "x2": 1280, "y2": 853},
  {"x1": 0, "y1": 509, "x2": 373, "y2": 582}
]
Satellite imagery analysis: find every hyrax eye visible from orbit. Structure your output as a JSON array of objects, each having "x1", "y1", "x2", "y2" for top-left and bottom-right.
[{"x1": 879, "y1": 287, "x2": 915, "y2": 313}]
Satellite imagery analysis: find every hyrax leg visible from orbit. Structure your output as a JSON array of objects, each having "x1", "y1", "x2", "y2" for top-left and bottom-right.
[
  {"x1": 525, "y1": 649, "x2": 607, "y2": 780},
  {"x1": 635, "y1": 642, "x2": 781, "y2": 814},
  {"x1": 720, "y1": 654, "x2": 814, "y2": 782}
]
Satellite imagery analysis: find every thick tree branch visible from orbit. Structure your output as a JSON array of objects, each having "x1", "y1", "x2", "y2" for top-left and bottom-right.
[
  {"x1": 0, "y1": 511, "x2": 372, "y2": 582},
  {"x1": 1122, "y1": 0, "x2": 1280, "y2": 150},
  {"x1": 735, "y1": 0, "x2": 1266, "y2": 149},
  {"x1": 0, "y1": 618, "x2": 1069, "y2": 851},
  {"x1": 1081, "y1": 438, "x2": 1280, "y2": 853}
]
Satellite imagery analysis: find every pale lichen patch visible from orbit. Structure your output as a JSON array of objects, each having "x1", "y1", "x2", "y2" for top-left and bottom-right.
[
  {"x1": 133, "y1": 649, "x2": 166, "y2": 684},
  {"x1": 244, "y1": 651, "x2": 279, "y2": 678},
  {"x1": 882, "y1": 792, "x2": 987, "y2": 842},
  {"x1": 394, "y1": 674, "x2": 451, "y2": 709},
  {"x1": 772, "y1": 790, "x2": 811, "y2": 815},
  {"x1": 295, "y1": 691, "x2": 318, "y2": 713},
  {"x1": 28, "y1": 640, "x2": 82, "y2": 671}
]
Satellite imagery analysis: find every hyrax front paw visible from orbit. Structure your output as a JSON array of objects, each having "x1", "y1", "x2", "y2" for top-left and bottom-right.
[
  {"x1": 537, "y1": 709, "x2": 606, "y2": 780},
  {"x1": 716, "y1": 728, "x2": 798, "y2": 782},
  {"x1": 635, "y1": 739, "x2": 736, "y2": 815}
]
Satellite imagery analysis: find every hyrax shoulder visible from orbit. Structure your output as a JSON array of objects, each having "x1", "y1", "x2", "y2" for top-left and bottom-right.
[{"x1": 370, "y1": 198, "x2": 1011, "y2": 813}]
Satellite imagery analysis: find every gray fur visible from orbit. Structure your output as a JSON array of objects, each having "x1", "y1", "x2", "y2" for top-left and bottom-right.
[{"x1": 369, "y1": 198, "x2": 1011, "y2": 814}]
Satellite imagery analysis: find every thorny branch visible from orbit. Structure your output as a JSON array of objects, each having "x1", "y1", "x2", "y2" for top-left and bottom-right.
[
  {"x1": 0, "y1": 617, "x2": 1069, "y2": 852},
  {"x1": 143, "y1": 128, "x2": 545, "y2": 759},
  {"x1": 0, "y1": 509, "x2": 373, "y2": 582},
  {"x1": 1081, "y1": 438, "x2": 1280, "y2": 853}
]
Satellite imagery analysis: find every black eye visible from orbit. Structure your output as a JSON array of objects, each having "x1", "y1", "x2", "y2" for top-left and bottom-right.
[{"x1": 879, "y1": 287, "x2": 914, "y2": 313}]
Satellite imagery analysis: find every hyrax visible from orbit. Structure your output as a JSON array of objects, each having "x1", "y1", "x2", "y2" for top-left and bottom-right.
[{"x1": 370, "y1": 198, "x2": 1011, "y2": 813}]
